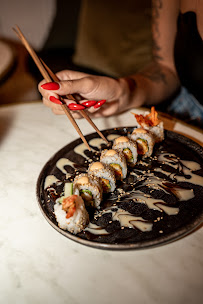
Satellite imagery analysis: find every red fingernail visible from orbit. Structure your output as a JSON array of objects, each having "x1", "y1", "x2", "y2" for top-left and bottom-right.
[
  {"x1": 49, "y1": 96, "x2": 62, "y2": 105},
  {"x1": 41, "y1": 82, "x2": 60, "y2": 90},
  {"x1": 81, "y1": 100, "x2": 97, "y2": 108},
  {"x1": 68, "y1": 103, "x2": 85, "y2": 110},
  {"x1": 94, "y1": 99, "x2": 106, "y2": 109}
]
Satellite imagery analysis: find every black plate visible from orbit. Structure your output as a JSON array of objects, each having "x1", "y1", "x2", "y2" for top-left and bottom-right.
[{"x1": 36, "y1": 128, "x2": 203, "y2": 250}]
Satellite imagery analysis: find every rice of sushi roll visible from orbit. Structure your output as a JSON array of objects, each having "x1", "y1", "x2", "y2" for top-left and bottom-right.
[
  {"x1": 54, "y1": 194, "x2": 89, "y2": 234},
  {"x1": 145, "y1": 123, "x2": 164, "y2": 143},
  {"x1": 132, "y1": 107, "x2": 164, "y2": 143},
  {"x1": 112, "y1": 136, "x2": 138, "y2": 167},
  {"x1": 100, "y1": 149, "x2": 127, "y2": 180},
  {"x1": 73, "y1": 173, "x2": 102, "y2": 209},
  {"x1": 130, "y1": 128, "x2": 155, "y2": 158},
  {"x1": 88, "y1": 162, "x2": 116, "y2": 193}
]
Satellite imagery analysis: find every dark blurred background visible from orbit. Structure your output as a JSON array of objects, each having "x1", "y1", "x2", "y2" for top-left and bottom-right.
[{"x1": 0, "y1": 0, "x2": 152, "y2": 104}]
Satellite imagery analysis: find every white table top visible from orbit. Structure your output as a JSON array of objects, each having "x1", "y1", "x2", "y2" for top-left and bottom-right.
[{"x1": 0, "y1": 102, "x2": 202, "y2": 304}]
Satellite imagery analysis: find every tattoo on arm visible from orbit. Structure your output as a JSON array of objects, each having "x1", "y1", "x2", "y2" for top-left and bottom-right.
[
  {"x1": 139, "y1": 0, "x2": 167, "y2": 84},
  {"x1": 152, "y1": 0, "x2": 163, "y2": 61},
  {"x1": 139, "y1": 64, "x2": 167, "y2": 84}
]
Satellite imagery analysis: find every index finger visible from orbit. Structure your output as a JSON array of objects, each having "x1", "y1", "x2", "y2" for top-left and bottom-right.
[{"x1": 56, "y1": 70, "x2": 91, "y2": 81}]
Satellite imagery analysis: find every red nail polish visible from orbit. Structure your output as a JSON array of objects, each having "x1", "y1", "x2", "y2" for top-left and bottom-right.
[
  {"x1": 68, "y1": 103, "x2": 85, "y2": 110},
  {"x1": 49, "y1": 96, "x2": 62, "y2": 105},
  {"x1": 94, "y1": 99, "x2": 106, "y2": 109},
  {"x1": 81, "y1": 100, "x2": 97, "y2": 108},
  {"x1": 41, "y1": 82, "x2": 60, "y2": 90}
]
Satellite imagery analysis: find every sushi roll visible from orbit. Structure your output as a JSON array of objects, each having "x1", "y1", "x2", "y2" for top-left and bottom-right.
[
  {"x1": 112, "y1": 136, "x2": 138, "y2": 167},
  {"x1": 88, "y1": 162, "x2": 116, "y2": 193},
  {"x1": 73, "y1": 173, "x2": 102, "y2": 209},
  {"x1": 54, "y1": 194, "x2": 89, "y2": 234},
  {"x1": 130, "y1": 128, "x2": 155, "y2": 158},
  {"x1": 132, "y1": 107, "x2": 164, "y2": 143},
  {"x1": 100, "y1": 149, "x2": 127, "y2": 180},
  {"x1": 146, "y1": 122, "x2": 164, "y2": 143}
]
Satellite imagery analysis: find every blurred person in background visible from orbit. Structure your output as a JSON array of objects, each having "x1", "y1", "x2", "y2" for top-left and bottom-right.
[{"x1": 39, "y1": 0, "x2": 203, "y2": 127}]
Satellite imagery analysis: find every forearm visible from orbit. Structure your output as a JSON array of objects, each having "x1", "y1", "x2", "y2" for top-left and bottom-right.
[{"x1": 118, "y1": 61, "x2": 180, "y2": 111}]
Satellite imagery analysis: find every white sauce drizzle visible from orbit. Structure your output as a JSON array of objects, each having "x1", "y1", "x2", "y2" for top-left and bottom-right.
[
  {"x1": 158, "y1": 153, "x2": 203, "y2": 187},
  {"x1": 85, "y1": 222, "x2": 109, "y2": 235},
  {"x1": 123, "y1": 190, "x2": 179, "y2": 215},
  {"x1": 103, "y1": 207, "x2": 153, "y2": 232},
  {"x1": 74, "y1": 143, "x2": 90, "y2": 159},
  {"x1": 142, "y1": 174, "x2": 169, "y2": 194},
  {"x1": 176, "y1": 168, "x2": 203, "y2": 187},
  {"x1": 45, "y1": 137, "x2": 203, "y2": 236},
  {"x1": 56, "y1": 158, "x2": 75, "y2": 175},
  {"x1": 156, "y1": 204, "x2": 179, "y2": 215},
  {"x1": 154, "y1": 167, "x2": 172, "y2": 177},
  {"x1": 107, "y1": 134, "x2": 120, "y2": 141},
  {"x1": 147, "y1": 173, "x2": 194, "y2": 202},
  {"x1": 158, "y1": 153, "x2": 179, "y2": 169},
  {"x1": 89, "y1": 138, "x2": 106, "y2": 149},
  {"x1": 44, "y1": 175, "x2": 59, "y2": 189},
  {"x1": 180, "y1": 160, "x2": 201, "y2": 171},
  {"x1": 171, "y1": 187, "x2": 194, "y2": 201}
]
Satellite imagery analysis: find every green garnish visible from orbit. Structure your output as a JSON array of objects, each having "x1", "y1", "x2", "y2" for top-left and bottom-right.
[
  {"x1": 57, "y1": 182, "x2": 73, "y2": 204},
  {"x1": 80, "y1": 189, "x2": 92, "y2": 196},
  {"x1": 64, "y1": 182, "x2": 73, "y2": 197}
]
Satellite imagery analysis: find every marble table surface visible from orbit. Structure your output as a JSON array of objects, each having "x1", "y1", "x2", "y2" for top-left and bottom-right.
[{"x1": 0, "y1": 102, "x2": 202, "y2": 304}]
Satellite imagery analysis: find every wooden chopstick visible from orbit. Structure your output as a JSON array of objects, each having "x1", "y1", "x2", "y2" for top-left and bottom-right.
[
  {"x1": 13, "y1": 26, "x2": 51, "y2": 82},
  {"x1": 13, "y1": 25, "x2": 91, "y2": 151},
  {"x1": 40, "y1": 59, "x2": 109, "y2": 144}
]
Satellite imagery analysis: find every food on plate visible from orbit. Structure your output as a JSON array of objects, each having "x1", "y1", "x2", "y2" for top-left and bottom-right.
[
  {"x1": 130, "y1": 128, "x2": 155, "y2": 158},
  {"x1": 88, "y1": 162, "x2": 116, "y2": 193},
  {"x1": 100, "y1": 149, "x2": 127, "y2": 180},
  {"x1": 51, "y1": 107, "x2": 171, "y2": 236},
  {"x1": 112, "y1": 136, "x2": 138, "y2": 166},
  {"x1": 132, "y1": 106, "x2": 164, "y2": 143},
  {"x1": 54, "y1": 194, "x2": 89, "y2": 234},
  {"x1": 73, "y1": 173, "x2": 103, "y2": 208}
]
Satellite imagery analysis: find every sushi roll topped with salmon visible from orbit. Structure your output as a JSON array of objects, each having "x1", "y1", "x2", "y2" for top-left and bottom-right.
[
  {"x1": 112, "y1": 136, "x2": 138, "y2": 167},
  {"x1": 130, "y1": 128, "x2": 155, "y2": 158},
  {"x1": 132, "y1": 107, "x2": 164, "y2": 143},
  {"x1": 100, "y1": 149, "x2": 127, "y2": 180},
  {"x1": 73, "y1": 173, "x2": 102, "y2": 209},
  {"x1": 88, "y1": 162, "x2": 116, "y2": 193}
]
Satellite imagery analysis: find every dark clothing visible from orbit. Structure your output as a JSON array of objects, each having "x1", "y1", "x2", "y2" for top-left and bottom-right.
[{"x1": 174, "y1": 11, "x2": 203, "y2": 105}]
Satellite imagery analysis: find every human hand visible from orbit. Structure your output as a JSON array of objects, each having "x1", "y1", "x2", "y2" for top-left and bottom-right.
[{"x1": 38, "y1": 70, "x2": 131, "y2": 118}]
